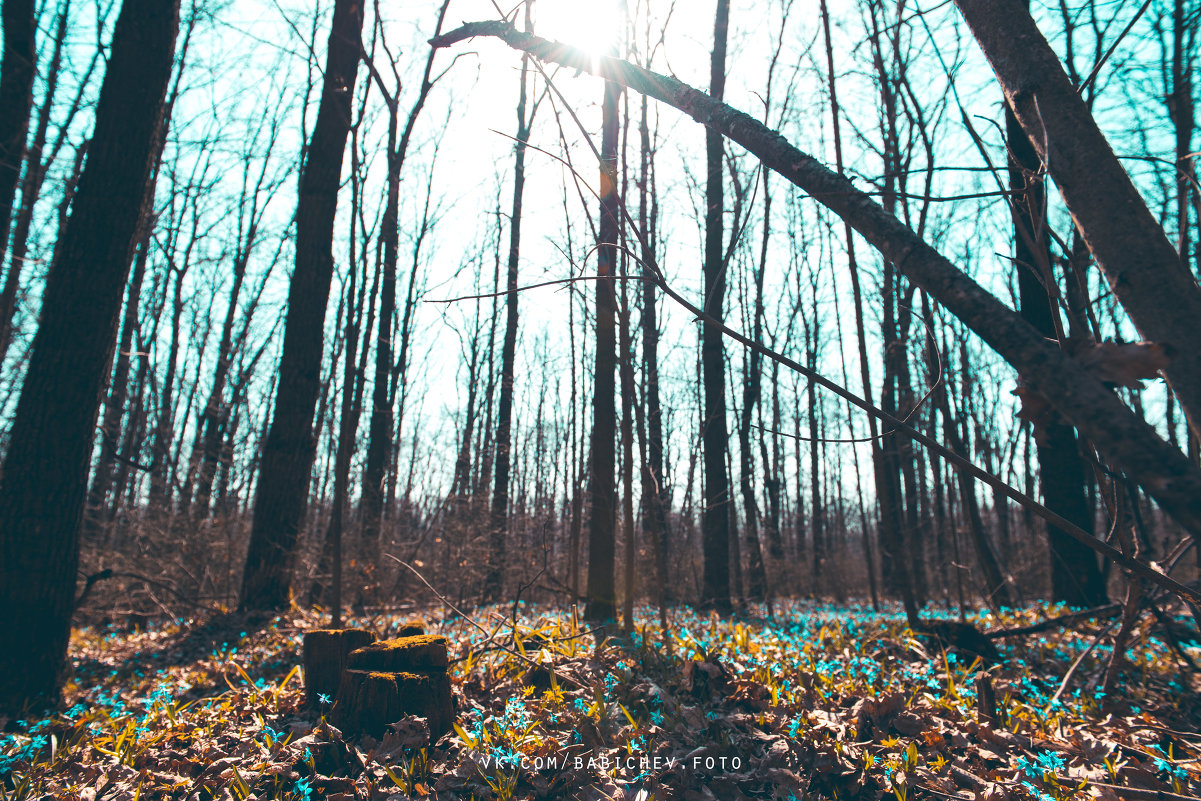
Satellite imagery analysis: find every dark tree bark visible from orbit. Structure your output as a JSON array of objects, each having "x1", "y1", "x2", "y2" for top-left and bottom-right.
[
  {"x1": 0, "y1": 0, "x2": 178, "y2": 714},
  {"x1": 483, "y1": 10, "x2": 533, "y2": 603},
  {"x1": 585, "y1": 76, "x2": 621, "y2": 623},
  {"x1": 1003, "y1": 11, "x2": 1106, "y2": 607},
  {"x1": 956, "y1": 0, "x2": 1201, "y2": 432},
  {"x1": 738, "y1": 167, "x2": 769, "y2": 604},
  {"x1": 239, "y1": 0, "x2": 364, "y2": 612},
  {"x1": 319, "y1": 212, "x2": 370, "y2": 625},
  {"x1": 635, "y1": 89, "x2": 670, "y2": 621},
  {"x1": 700, "y1": 0, "x2": 733, "y2": 613},
  {"x1": 0, "y1": 0, "x2": 36, "y2": 271},
  {"x1": 619, "y1": 250, "x2": 637, "y2": 631},
  {"x1": 820, "y1": 0, "x2": 885, "y2": 606}
]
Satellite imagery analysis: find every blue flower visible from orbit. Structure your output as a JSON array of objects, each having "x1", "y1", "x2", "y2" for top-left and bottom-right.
[{"x1": 317, "y1": 693, "x2": 331, "y2": 706}]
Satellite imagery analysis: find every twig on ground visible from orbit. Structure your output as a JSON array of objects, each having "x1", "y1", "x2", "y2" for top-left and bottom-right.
[{"x1": 385, "y1": 554, "x2": 585, "y2": 688}]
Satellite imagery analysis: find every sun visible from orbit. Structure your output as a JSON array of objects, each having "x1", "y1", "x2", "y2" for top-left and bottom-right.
[{"x1": 536, "y1": 0, "x2": 623, "y2": 63}]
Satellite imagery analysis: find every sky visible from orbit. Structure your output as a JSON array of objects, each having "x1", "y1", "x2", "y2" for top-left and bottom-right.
[{"x1": 0, "y1": 0, "x2": 1187, "y2": 517}]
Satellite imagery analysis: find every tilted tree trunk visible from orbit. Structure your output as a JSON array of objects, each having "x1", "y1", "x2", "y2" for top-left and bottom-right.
[
  {"x1": 956, "y1": 0, "x2": 1201, "y2": 433},
  {"x1": 0, "y1": 0, "x2": 178, "y2": 714},
  {"x1": 699, "y1": 0, "x2": 733, "y2": 613},
  {"x1": 585, "y1": 75, "x2": 621, "y2": 623},
  {"x1": 239, "y1": 0, "x2": 364, "y2": 612},
  {"x1": 428, "y1": 23, "x2": 1201, "y2": 609}
]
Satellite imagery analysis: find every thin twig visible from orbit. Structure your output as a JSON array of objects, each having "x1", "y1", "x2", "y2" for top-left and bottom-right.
[{"x1": 385, "y1": 554, "x2": 585, "y2": 688}]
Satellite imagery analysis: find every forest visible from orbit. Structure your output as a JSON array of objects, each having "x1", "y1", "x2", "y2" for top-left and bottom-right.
[{"x1": 0, "y1": 0, "x2": 1199, "y2": 797}]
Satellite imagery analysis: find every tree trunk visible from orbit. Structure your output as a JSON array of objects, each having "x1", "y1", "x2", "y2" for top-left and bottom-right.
[
  {"x1": 1002, "y1": 10, "x2": 1107, "y2": 606},
  {"x1": 584, "y1": 76, "x2": 621, "y2": 623},
  {"x1": 739, "y1": 165, "x2": 770, "y2": 604},
  {"x1": 0, "y1": 0, "x2": 178, "y2": 714},
  {"x1": 700, "y1": 0, "x2": 733, "y2": 614},
  {"x1": 956, "y1": 0, "x2": 1201, "y2": 432},
  {"x1": 0, "y1": 0, "x2": 36, "y2": 273},
  {"x1": 239, "y1": 0, "x2": 364, "y2": 612},
  {"x1": 637, "y1": 92, "x2": 669, "y2": 613},
  {"x1": 484, "y1": 20, "x2": 533, "y2": 603},
  {"x1": 361, "y1": 1, "x2": 449, "y2": 576}
]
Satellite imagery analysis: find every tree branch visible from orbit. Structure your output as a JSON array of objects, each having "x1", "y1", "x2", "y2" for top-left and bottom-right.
[
  {"x1": 431, "y1": 20, "x2": 1201, "y2": 606},
  {"x1": 955, "y1": 0, "x2": 1201, "y2": 433}
]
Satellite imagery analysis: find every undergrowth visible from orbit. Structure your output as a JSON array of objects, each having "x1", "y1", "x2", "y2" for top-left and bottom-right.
[{"x1": 1, "y1": 601, "x2": 1197, "y2": 800}]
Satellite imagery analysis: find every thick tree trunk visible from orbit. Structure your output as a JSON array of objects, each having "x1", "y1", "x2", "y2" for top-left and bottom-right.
[
  {"x1": 956, "y1": 0, "x2": 1201, "y2": 432},
  {"x1": 239, "y1": 0, "x2": 364, "y2": 612},
  {"x1": 0, "y1": 0, "x2": 178, "y2": 714},
  {"x1": 585, "y1": 76, "x2": 621, "y2": 623}
]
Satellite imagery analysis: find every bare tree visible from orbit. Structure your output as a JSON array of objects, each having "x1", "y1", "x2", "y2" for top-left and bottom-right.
[
  {"x1": 585, "y1": 75, "x2": 622, "y2": 624},
  {"x1": 0, "y1": 0, "x2": 179, "y2": 713},
  {"x1": 239, "y1": 0, "x2": 364, "y2": 612},
  {"x1": 483, "y1": 2, "x2": 535, "y2": 603},
  {"x1": 699, "y1": 0, "x2": 733, "y2": 613}
]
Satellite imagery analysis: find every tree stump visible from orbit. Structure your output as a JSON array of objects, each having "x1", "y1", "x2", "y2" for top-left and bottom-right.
[
  {"x1": 330, "y1": 634, "x2": 454, "y2": 741},
  {"x1": 302, "y1": 629, "x2": 376, "y2": 709},
  {"x1": 395, "y1": 619, "x2": 425, "y2": 637}
]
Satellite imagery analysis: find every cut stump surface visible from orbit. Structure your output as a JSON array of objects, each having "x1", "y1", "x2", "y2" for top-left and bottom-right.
[{"x1": 347, "y1": 634, "x2": 449, "y2": 672}]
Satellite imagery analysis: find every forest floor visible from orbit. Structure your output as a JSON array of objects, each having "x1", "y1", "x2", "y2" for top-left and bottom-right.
[{"x1": 1, "y1": 600, "x2": 1199, "y2": 800}]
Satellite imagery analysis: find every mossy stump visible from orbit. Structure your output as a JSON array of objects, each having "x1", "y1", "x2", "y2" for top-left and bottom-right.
[
  {"x1": 302, "y1": 629, "x2": 376, "y2": 708},
  {"x1": 395, "y1": 619, "x2": 425, "y2": 637},
  {"x1": 330, "y1": 635, "x2": 453, "y2": 741}
]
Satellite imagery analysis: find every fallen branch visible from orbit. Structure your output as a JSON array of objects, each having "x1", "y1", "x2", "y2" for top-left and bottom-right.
[
  {"x1": 987, "y1": 604, "x2": 1123, "y2": 638},
  {"x1": 429, "y1": 21, "x2": 1201, "y2": 609}
]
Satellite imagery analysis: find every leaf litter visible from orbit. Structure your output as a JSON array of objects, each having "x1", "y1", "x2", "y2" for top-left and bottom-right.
[{"x1": 1, "y1": 601, "x2": 1197, "y2": 800}]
